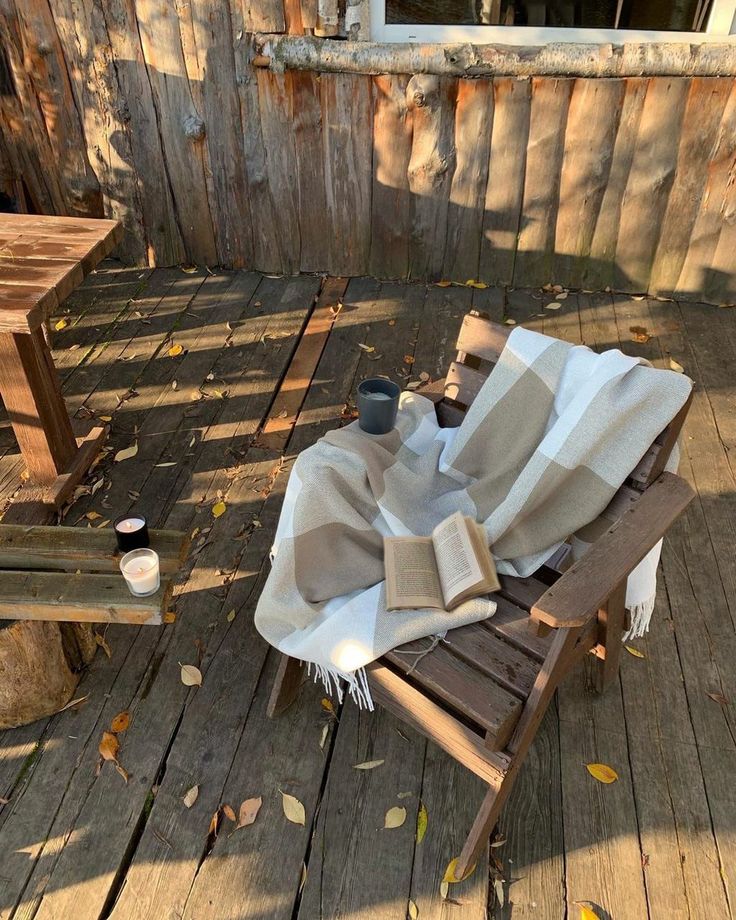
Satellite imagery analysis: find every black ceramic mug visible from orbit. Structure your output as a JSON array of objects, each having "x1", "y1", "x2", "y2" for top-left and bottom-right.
[{"x1": 357, "y1": 377, "x2": 400, "y2": 435}]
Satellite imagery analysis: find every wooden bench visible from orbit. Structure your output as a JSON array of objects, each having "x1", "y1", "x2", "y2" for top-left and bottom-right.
[
  {"x1": 0, "y1": 524, "x2": 190, "y2": 626},
  {"x1": 267, "y1": 311, "x2": 695, "y2": 877},
  {"x1": 0, "y1": 213, "x2": 122, "y2": 506}
]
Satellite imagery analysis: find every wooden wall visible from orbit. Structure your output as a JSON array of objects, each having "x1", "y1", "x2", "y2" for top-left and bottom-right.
[{"x1": 1, "y1": 0, "x2": 735, "y2": 303}]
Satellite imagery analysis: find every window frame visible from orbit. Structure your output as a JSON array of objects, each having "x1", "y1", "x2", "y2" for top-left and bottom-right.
[{"x1": 370, "y1": 0, "x2": 736, "y2": 43}]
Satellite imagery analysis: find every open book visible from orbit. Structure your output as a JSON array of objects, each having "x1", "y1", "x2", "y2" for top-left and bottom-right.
[{"x1": 384, "y1": 511, "x2": 500, "y2": 611}]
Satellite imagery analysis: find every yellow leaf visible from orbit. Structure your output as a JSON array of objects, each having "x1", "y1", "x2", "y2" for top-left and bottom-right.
[
  {"x1": 439, "y1": 881, "x2": 449, "y2": 900},
  {"x1": 436, "y1": 280, "x2": 452, "y2": 288},
  {"x1": 181, "y1": 264, "x2": 198, "y2": 274},
  {"x1": 416, "y1": 801, "x2": 428, "y2": 844},
  {"x1": 163, "y1": 611, "x2": 176, "y2": 624},
  {"x1": 54, "y1": 318, "x2": 69, "y2": 331},
  {"x1": 544, "y1": 301, "x2": 562, "y2": 310},
  {"x1": 469, "y1": 281, "x2": 488, "y2": 289},
  {"x1": 98, "y1": 415, "x2": 112, "y2": 422},
  {"x1": 226, "y1": 609, "x2": 236, "y2": 623},
  {"x1": 110, "y1": 710, "x2": 130, "y2": 733},
  {"x1": 585, "y1": 762, "x2": 619, "y2": 784},
  {"x1": 212, "y1": 501, "x2": 226, "y2": 518},
  {"x1": 357, "y1": 343, "x2": 375, "y2": 353},
  {"x1": 403, "y1": 354, "x2": 415, "y2": 365},
  {"x1": 85, "y1": 511, "x2": 102, "y2": 521},
  {"x1": 465, "y1": 279, "x2": 476, "y2": 286},
  {"x1": 237, "y1": 796, "x2": 262, "y2": 828},
  {"x1": 443, "y1": 856, "x2": 477, "y2": 883},
  {"x1": 281, "y1": 791, "x2": 306, "y2": 825},
  {"x1": 320, "y1": 698, "x2": 335, "y2": 714},
  {"x1": 99, "y1": 731, "x2": 119, "y2": 762},
  {"x1": 575, "y1": 902, "x2": 602, "y2": 920},
  {"x1": 183, "y1": 784, "x2": 199, "y2": 808},
  {"x1": 180, "y1": 663, "x2": 203, "y2": 687},
  {"x1": 168, "y1": 343, "x2": 184, "y2": 357},
  {"x1": 353, "y1": 759, "x2": 384, "y2": 770},
  {"x1": 408, "y1": 898, "x2": 419, "y2": 919},
  {"x1": 669, "y1": 357, "x2": 685, "y2": 373},
  {"x1": 625, "y1": 645, "x2": 646, "y2": 659},
  {"x1": 114, "y1": 442, "x2": 138, "y2": 463},
  {"x1": 384, "y1": 806, "x2": 406, "y2": 829}
]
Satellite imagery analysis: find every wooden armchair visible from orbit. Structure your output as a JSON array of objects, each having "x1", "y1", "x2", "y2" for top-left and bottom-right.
[{"x1": 267, "y1": 312, "x2": 694, "y2": 877}]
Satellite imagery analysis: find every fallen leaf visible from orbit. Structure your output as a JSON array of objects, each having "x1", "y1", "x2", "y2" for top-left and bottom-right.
[
  {"x1": 436, "y1": 280, "x2": 452, "y2": 287},
  {"x1": 0, "y1": 797, "x2": 8, "y2": 805},
  {"x1": 403, "y1": 355, "x2": 415, "y2": 365},
  {"x1": 163, "y1": 611, "x2": 176, "y2": 624},
  {"x1": 575, "y1": 902, "x2": 602, "y2": 920},
  {"x1": 85, "y1": 511, "x2": 102, "y2": 521},
  {"x1": 183, "y1": 785, "x2": 199, "y2": 808},
  {"x1": 99, "y1": 731, "x2": 119, "y2": 762},
  {"x1": 168, "y1": 344, "x2": 184, "y2": 357},
  {"x1": 115, "y1": 763, "x2": 130, "y2": 783},
  {"x1": 98, "y1": 415, "x2": 112, "y2": 422},
  {"x1": 629, "y1": 325, "x2": 651, "y2": 343},
  {"x1": 443, "y1": 857, "x2": 476, "y2": 883},
  {"x1": 156, "y1": 461, "x2": 177, "y2": 468},
  {"x1": 226, "y1": 609, "x2": 236, "y2": 623},
  {"x1": 180, "y1": 663, "x2": 203, "y2": 687},
  {"x1": 416, "y1": 801, "x2": 428, "y2": 843},
  {"x1": 585, "y1": 762, "x2": 619, "y2": 784},
  {"x1": 707, "y1": 691, "x2": 730, "y2": 705},
  {"x1": 237, "y1": 796, "x2": 262, "y2": 828},
  {"x1": 439, "y1": 881, "x2": 449, "y2": 900},
  {"x1": 556, "y1": 291, "x2": 569, "y2": 300},
  {"x1": 669, "y1": 357, "x2": 685, "y2": 373},
  {"x1": 181, "y1": 265, "x2": 197, "y2": 274},
  {"x1": 212, "y1": 501, "x2": 226, "y2": 518},
  {"x1": 111, "y1": 710, "x2": 130, "y2": 733},
  {"x1": 504, "y1": 317, "x2": 517, "y2": 325},
  {"x1": 281, "y1": 791, "x2": 306, "y2": 825},
  {"x1": 490, "y1": 836, "x2": 507, "y2": 848},
  {"x1": 55, "y1": 694, "x2": 90, "y2": 714},
  {"x1": 494, "y1": 878, "x2": 505, "y2": 907},
  {"x1": 321, "y1": 698, "x2": 335, "y2": 715},
  {"x1": 114, "y1": 442, "x2": 138, "y2": 463},
  {"x1": 384, "y1": 806, "x2": 406, "y2": 829},
  {"x1": 54, "y1": 318, "x2": 69, "y2": 331},
  {"x1": 625, "y1": 645, "x2": 646, "y2": 659},
  {"x1": 408, "y1": 898, "x2": 419, "y2": 919},
  {"x1": 222, "y1": 804, "x2": 237, "y2": 822},
  {"x1": 353, "y1": 759, "x2": 384, "y2": 770},
  {"x1": 544, "y1": 301, "x2": 562, "y2": 311},
  {"x1": 357, "y1": 343, "x2": 375, "y2": 353},
  {"x1": 319, "y1": 723, "x2": 329, "y2": 749},
  {"x1": 208, "y1": 810, "x2": 220, "y2": 837},
  {"x1": 95, "y1": 632, "x2": 112, "y2": 658}
]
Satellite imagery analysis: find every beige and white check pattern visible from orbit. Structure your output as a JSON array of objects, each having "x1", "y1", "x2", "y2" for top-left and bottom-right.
[{"x1": 255, "y1": 327, "x2": 692, "y2": 706}]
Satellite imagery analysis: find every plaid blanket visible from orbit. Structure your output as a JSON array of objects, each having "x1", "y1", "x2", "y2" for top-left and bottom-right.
[{"x1": 255, "y1": 327, "x2": 692, "y2": 707}]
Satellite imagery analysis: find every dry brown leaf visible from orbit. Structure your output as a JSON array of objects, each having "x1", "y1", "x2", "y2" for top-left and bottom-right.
[
  {"x1": 585, "y1": 762, "x2": 619, "y2": 784},
  {"x1": 85, "y1": 511, "x2": 102, "y2": 521},
  {"x1": 281, "y1": 791, "x2": 306, "y2": 825},
  {"x1": 222, "y1": 804, "x2": 237, "y2": 822},
  {"x1": 95, "y1": 632, "x2": 112, "y2": 658},
  {"x1": 163, "y1": 611, "x2": 176, "y2": 624},
  {"x1": 629, "y1": 325, "x2": 651, "y2": 343},
  {"x1": 180, "y1": 663, "x2": 203, "y2": 687},
  {"x1": 237, "y1": 796, "x2": 262, "y2": 828},
  {"x1": 99, "y1": 731, "x2": 119, "y2": 762},
  {"x1": 403, "y1": 355, "x2": 415, "y2": 365},
  {"x1": 183, "y1": 784, "x2": 199, "y2": 808},
  {"x1": 55, "y1": 694, "x2": 90, "y2": 714},
  {"x1": 111, "y1": 710, "x2": 130, "y2": 733},
  {"x1": 436, "y1": 280, "x2": 452, "y2": 287},
  {"x1": 115, "y1": 763, "x2": 130, "y2": 784},
  {"x1": 212, "y1": 501, "x2": 226, "y2": 518},
  {"x1": 384, "y1": 806, "x2": 406, "y2": 829},
  {"x1": 98, "y1": 415, "x2": 112, "y2": 423},
  {"x1": 181, "y1": 265, "x2": 198, "y2": 274},
  {"x1": 707, "y1": 691, "x2": 730, "y2": 706},
  {"x1": 114, "y1": 442, "x2": 138, "y2": 463}
]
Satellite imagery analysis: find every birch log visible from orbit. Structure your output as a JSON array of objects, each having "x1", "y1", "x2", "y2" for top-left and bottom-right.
[{"x1": 257, "y1": 35, "x2": 736, "y2": 77}]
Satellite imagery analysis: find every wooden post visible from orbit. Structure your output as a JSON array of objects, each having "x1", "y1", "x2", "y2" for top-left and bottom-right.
[
  {"x1": 595, "y1": 580, "x2": 627, "y2": 691},
  {"x1": 0, "y1": 328, "x2": 77, "y2": 484}
]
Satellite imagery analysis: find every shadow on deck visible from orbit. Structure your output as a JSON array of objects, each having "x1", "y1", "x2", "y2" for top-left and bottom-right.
[{"x1": 0, "y1": 265, "x2": 734, "y2": 920}]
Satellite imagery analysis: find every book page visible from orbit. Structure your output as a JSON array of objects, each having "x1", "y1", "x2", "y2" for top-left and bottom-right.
[
  {"x1": 431, "y1": 512, "x2": 485, "y2": 605},
  {"x1": 384, "y1": 537, "x2": 444, "y2": 609}
]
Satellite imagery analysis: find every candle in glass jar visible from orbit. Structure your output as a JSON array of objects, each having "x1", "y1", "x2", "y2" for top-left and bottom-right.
[
  {"x1": 114, "y1": 514, "x2": 149, "y2": 551},
  {"x1": 120, "y1": 548, "x2": 160, "y2": 597}
]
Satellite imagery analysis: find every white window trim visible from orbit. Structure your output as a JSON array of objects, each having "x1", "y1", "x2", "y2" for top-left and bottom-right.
[{"x1": 371, "y1": 0, "x2": 736, "y2": 43}]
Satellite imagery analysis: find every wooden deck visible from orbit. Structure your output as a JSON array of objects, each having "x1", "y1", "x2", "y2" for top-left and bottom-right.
[{"x1": 0, "y1": 266, "x2": 733, "y2": 920}]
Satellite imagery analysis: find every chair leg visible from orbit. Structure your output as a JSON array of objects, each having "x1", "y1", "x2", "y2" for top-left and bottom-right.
[
  {"x1": 267, "y1": 654, "x2": 304, "y2": 718},
  {"x1": 596, "y1": 581, "x2": 627, "y2": 693},
  {"x1": 455, "y1": 771, "x2": 517, "y2": 878}
]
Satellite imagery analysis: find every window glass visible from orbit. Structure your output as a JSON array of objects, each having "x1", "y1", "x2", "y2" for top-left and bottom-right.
[{"x1": 385, "y1": 0, "x2": 712, "y2": 31}]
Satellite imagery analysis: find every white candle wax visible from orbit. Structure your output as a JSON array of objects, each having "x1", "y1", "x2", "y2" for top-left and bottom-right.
[
  {"x1": 120, "y1": 549, "x2": 160, "y2": 597},
  {"x1": 116, "y1": 516, "x2": 145, "y2": 533}
]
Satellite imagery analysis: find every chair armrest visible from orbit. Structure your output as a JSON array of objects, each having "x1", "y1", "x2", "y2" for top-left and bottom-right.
[
  {"x1": 416, "y1": 378, "x2": 446, "y2": 404},
  {"x1": 531, "y1": 472, "x2": 695, "y2": 630}
]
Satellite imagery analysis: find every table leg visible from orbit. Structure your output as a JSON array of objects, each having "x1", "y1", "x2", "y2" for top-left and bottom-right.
[{"x1": 0, "y1": 327, "x2": 77, "y2": 484}]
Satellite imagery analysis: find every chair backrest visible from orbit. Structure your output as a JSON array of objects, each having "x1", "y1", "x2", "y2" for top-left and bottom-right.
[{"x1": 435, "y1": 311, "x2": 692, "y2": 499}]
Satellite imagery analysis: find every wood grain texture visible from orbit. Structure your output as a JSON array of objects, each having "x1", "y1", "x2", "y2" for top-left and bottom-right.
[{"x1": 514, "y1": 77, "x2": 573, "y2": 288}]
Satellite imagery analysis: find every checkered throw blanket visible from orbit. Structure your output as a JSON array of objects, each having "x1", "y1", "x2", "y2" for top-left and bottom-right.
[{"x1": 255, "y1": 327, "x2": 692, "y2": 707}]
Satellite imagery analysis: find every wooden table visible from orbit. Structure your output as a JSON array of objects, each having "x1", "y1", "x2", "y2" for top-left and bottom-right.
[{"x1": 0, "y1": 213, "x2": 122, "y2": 506}]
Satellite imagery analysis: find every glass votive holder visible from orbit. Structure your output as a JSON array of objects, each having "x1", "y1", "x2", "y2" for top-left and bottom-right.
[{"x1": 119, "y1": 548, "x2": 160, "y2": 597}]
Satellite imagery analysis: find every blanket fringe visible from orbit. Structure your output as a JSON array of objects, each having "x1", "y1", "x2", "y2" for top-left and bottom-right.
[
  {"x1": 305, "y1": 661, "x2": 374, "y2": 711},
  {"x1": 623, "y1": 596, "x2": 656, "y2": 642}
]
